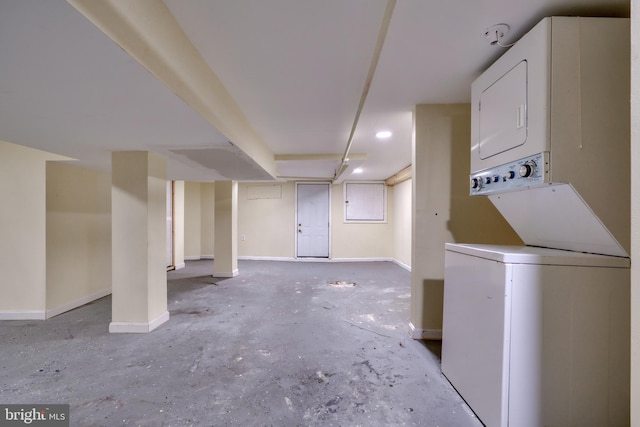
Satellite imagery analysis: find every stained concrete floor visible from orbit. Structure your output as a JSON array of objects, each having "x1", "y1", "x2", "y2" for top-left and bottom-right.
[{"x1": 1, "y1": 260, "x2": 482, "y2": 427}]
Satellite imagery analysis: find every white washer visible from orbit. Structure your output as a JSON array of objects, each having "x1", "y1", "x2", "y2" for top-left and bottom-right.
[{"x1": 441, "y1": 243, "x2": 630, "y2": 427}]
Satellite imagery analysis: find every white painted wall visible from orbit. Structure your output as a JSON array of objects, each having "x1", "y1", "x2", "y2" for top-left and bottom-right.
[
  {"x1": 173, "y1": 181, "x2": 185, "y2": 269},
  {"x1": 200, "y1": 183, "x2": 215, "y2": 258},
  {"x1": 183, "y1": 181, "x2": 215, "y2": 260},
  {"x1": 392, "y1": 178, "x2": 411, "y2": 269},
  {"x1": 46, "y1": 162, "x2": 111, "y2": 317},
  {"x1": 331, "y1": 183, "x2": 394, "y2": 260},
  {"x1": 411, "y1": 104, "x2": 522, "y2": 337},
  {"x1": 184, "y1": 182, "x2": 202, "y2": 259},
  {"x1": 237, "y1": 181, "x2": 404, "y2": 262},
  {"x1": 0, "y1": 141, "x2": 68, "y2": 318},
  {"x1": 238, "y1": 182, "x2": 295, "y2": 258},
  {"x1": 147, "y1": 154, "x2": 168, "y2": 322}
]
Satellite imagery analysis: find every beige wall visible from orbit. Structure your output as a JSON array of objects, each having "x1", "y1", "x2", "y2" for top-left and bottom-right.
[
  {"x1": 330, "y1": 183, "x2": 394, "y2": 260},
  {"x1": 184, "y1": 182, "x2": 202, "y2": 259},
  {"x1": 238, "y1": 182, "x2": 295, "y2": 258},
  {"x1": 237, "y1": 181, "x2": 403, "y2": 262},
  {"x1": 147, "y1": 154, "x2": 168, "y2": 321},
  {"x1": 183, "y1": 181, "x2": 215, "y2": 260},
  {"x1": 411, "y1": 104, "x2": 522, "y2": 337},
  {"x1": 392, "y1": 178, "x2": 412, "y2": 269},
  {"x1": 631, "y1": 1, "x2": 639, "y2": 423},
  {"x1": 46, "y1": 162, "x2": 111, "y2": 316},
  {"x1": 173, "y1": 181, "x2": 185, "y2": 268},
  {"x1": 200, "y1": 183, "x2": 215, "y2": 258},
  {"x1": 0, "y1": 141, "x2": 68, "y2": 317}
]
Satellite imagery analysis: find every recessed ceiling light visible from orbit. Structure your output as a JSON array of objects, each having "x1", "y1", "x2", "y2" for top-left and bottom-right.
[
  {"x1": 376, "y1": 131, "x2": 392, "y2": 139},
  {"x1": 353, "y1": 168, "x2": 363, "y2": 174}
]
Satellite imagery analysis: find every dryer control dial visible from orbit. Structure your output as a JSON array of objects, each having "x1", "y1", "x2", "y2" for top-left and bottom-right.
[{"x1": 519, "y1": 162, "x2": 535, "y2": 178}]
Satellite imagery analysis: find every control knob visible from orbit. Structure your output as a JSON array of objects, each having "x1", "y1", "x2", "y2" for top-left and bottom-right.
[
  {"x1": 519, "y1": 162, "x2": 536, "y2": 178},
  {"x1": 471, "y1": 178, "x2": 480, "y2": 189}
]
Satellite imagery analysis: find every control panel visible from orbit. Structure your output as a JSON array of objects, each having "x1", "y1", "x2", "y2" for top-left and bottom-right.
[{"x1": 470, "y1": 152, "x2": 549, "y2": 195}]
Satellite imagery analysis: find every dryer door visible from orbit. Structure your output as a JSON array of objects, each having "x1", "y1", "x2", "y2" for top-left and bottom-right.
[{"x1": 479, "y1": 60, "x2": 528, "y2": 159}]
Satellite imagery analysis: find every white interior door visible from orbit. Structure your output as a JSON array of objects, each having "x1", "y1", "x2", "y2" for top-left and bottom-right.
[{"x1": 296, "y1": 183, "x2": 330, "y2": 258}]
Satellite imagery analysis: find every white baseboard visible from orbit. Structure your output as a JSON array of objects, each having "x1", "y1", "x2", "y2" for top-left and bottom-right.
[
  {"x1": 409, "y1": 322, "x2": 442, "y2": 340},
  {"x1": 0, "y1": 310, "x2": 46, "y2": 320},
  {"x1": 213, "y1": 268, "x2": 239, "y2": 278},
  {"x1": 392, "y1": 259, "x2": 411, "y2": 272},
  {"x1": 328, "y1": 257, "x2": 394, "y2": 263},
  {"x1": 46, "y1": 288, "x2": 111, "y2": 319},
  {"x1": 201, "y1": 255, "x2": 215, "y2": 260},
  {"x1": 109, "y1": 311, "x2": 170, "y2": 333},
  {"x1": 238, "y1": 256, "x2": 295, "y2": 262},
  {"x1": 174, "y1": 263, "x2": 186, "y2": 270},
  {"x1": 238, "y1": 256, "x2": 411, "y2": 271},
  {"x1": 275, "y1": 257, "x2": 366, "y2": 263}
]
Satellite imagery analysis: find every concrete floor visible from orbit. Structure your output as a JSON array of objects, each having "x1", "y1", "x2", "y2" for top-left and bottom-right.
[{"x1": 0, "y1": 260, "x2": 482, "y2": 427}]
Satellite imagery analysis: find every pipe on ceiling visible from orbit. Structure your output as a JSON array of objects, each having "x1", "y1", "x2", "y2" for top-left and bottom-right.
[{"x1": 332, "y1": 0, "x2": 397, "y2": 183}]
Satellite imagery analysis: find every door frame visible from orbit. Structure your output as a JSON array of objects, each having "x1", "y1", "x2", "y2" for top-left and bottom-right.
[{"x1": 295, "y1": 182, "x2": 332, "y2": 259}]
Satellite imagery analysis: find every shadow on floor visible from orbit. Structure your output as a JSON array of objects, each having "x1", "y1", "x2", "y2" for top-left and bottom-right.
[{"x1": 420, "y1": 339, "x2": 442, "y2": 361}]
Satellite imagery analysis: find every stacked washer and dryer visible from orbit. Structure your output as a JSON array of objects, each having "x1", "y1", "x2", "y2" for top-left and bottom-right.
[{"x1": 441, "y1": 17, "x2": 630, "y2": 427}]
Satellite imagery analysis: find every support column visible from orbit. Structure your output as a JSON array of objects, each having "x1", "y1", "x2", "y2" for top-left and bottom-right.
[
  {"x1": 110, "y1": 151, "x2": 169, "y2": 333},
  {"x1": 213, "y1": 181, "x2": 238, "y2": 277},
  {"x1": 410, "y1": 104, "x2": 520, "y2": 340}
]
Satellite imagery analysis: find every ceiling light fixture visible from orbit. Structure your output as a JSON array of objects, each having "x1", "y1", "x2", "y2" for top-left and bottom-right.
[
  {"x1": 376, "y1": 131, "x2": 392, "y2": 139},
  {"x1": 353, "y1": 168, "x2": 363, "y2": 174}
]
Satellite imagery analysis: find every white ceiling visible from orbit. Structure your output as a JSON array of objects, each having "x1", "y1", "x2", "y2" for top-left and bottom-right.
[{"x1": 0, "y1": 0, "x2": 629, "y2": 182}]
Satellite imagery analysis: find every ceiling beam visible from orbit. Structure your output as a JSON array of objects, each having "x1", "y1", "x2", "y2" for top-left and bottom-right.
[{"x1": 67, "y1": 0, "x2": 278, "y2": 179}]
